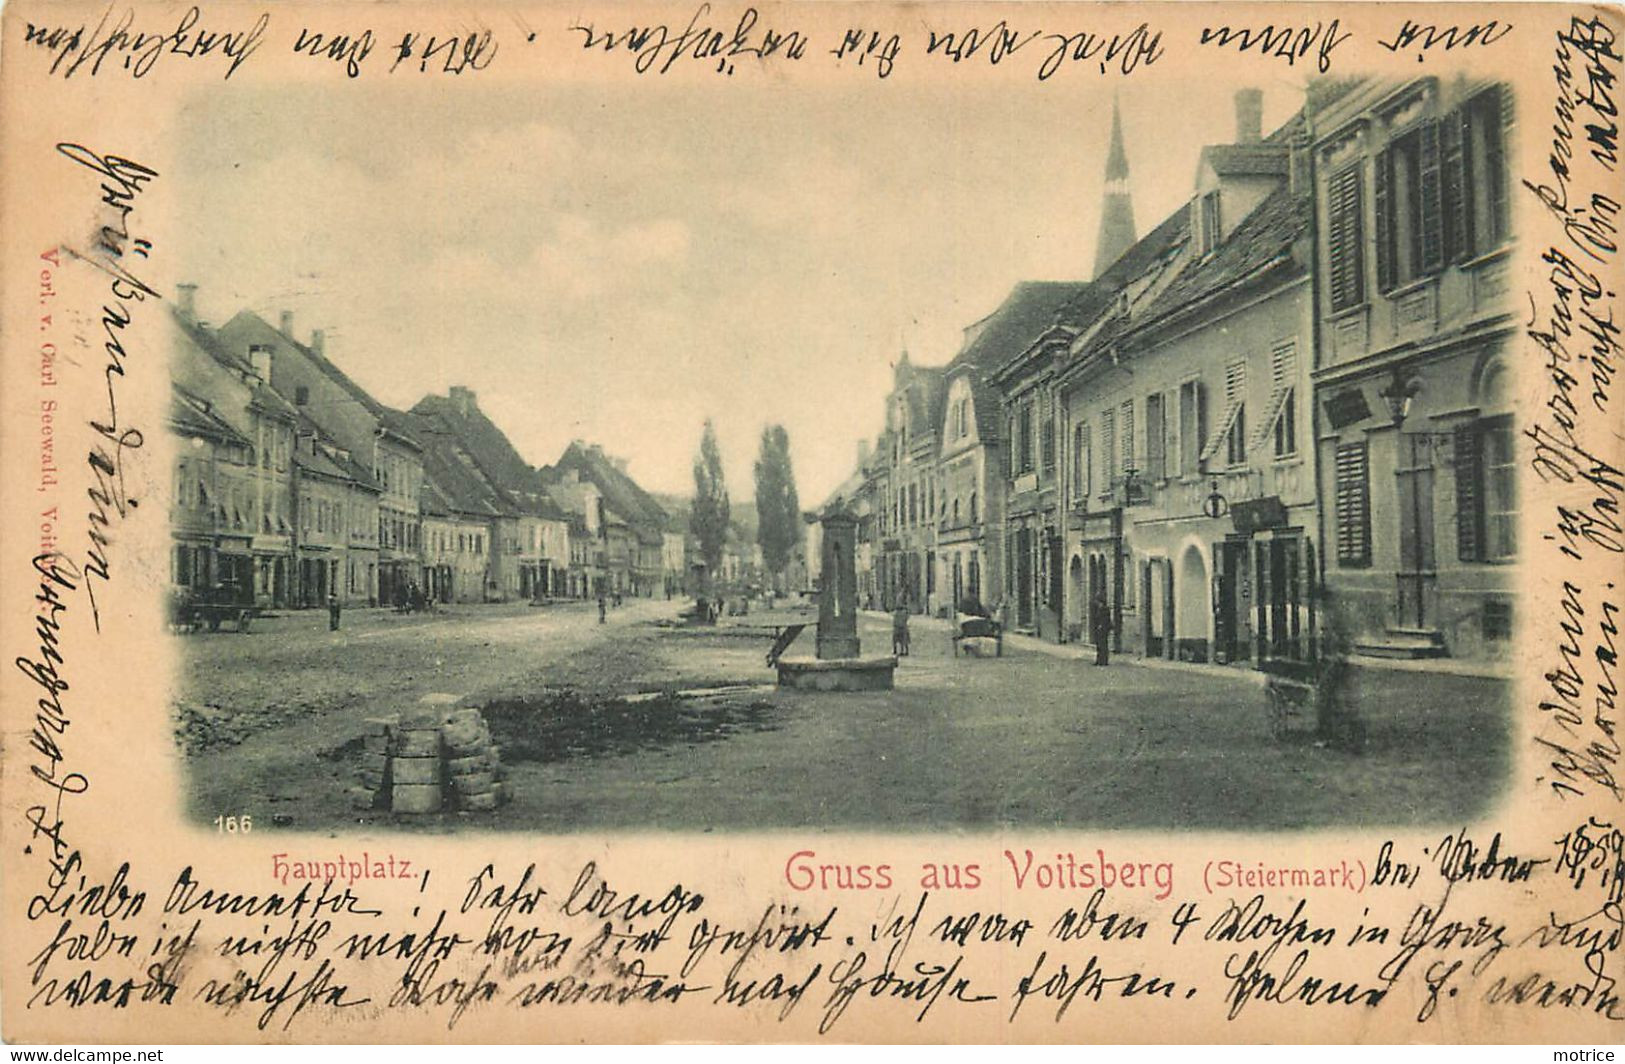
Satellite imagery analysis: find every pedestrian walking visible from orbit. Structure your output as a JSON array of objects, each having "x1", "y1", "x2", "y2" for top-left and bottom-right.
[
  {"x1": 598, "y1": 592, "x2": 607, "y2": 624},
  {"x1": 1090, "y1": 589, "x2": 1111, "y2": 666},
  {"x1": 328, "y1": 591, "x2": 341, "y2": 632}
]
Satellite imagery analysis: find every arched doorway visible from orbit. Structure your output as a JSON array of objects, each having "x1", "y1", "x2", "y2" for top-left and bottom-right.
[{"x1": 1177, "y1": 544, "x2": 1210, "y2": 662}]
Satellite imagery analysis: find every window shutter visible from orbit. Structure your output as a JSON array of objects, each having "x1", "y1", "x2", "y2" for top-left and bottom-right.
[
  {"x1": 1419, "y1": 119, "x2": 1444, "y2": 272},
  {"x1": 1373, "y1": 149, "x2": 1395, "y2": 292},
  {"x1": 1327, "y1": 166, "x2": 1364, "y2": 311},
  {"x1": 1455, "y1": 422, "x2": 1485, "y2": 562},
  {"x1": 1442, "y1": 108, "x2": 1469, "y2": 262},
  {"x1": 1102, "y1": 409, "x2": 1116, "y2": 482},
  {"x1": 1484, "y1": 86, "x2": 1509, "y2": 245},
  {"x1": 1334, "y1": 441, "x2": 1371, "y2": 566},
  {"x1": 1120, "y1": 399, "x2": 1135, "y2": 472}
]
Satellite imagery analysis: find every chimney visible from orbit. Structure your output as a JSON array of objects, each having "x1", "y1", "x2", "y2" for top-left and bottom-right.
[
  {"x1": 448, "y1": 385, "x2": 476, "y2": 416},
  {"x1": 1235, "y1": 88, "x2": 1263, "y2": 145},
  {"x1": 248, "y1": 343, "x2": 272, "y2": 382},
  {"x1": 310, "y1": 328, "x2": 324, "y2": 355},
  {"x1": 279, "y1": 310, "x2": 294, "y2": 335},
  {"x1": 1289, "y1": 125, "x2": 1311, "y2": 196},
  {"x1": 176, "y1": 283, "x2": 197, "y2": 320}
]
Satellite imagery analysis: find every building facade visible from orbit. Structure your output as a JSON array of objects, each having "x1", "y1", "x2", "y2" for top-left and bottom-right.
[{"x1": 1309, "y1": 77, "x2": 1517, "y2": 660}]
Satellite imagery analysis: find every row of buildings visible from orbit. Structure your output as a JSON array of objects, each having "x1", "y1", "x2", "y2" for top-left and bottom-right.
[
  {"x1": 168, "y1": 298, "x2": 693, "y2": 609},
  {"x1": 821, "y1": 77, "x2": 1517, "y2": 665}
]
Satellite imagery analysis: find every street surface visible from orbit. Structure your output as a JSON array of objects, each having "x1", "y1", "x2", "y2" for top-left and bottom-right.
[{"x1": 175, "y1": 598, "x2": 1510, "y2": 832}]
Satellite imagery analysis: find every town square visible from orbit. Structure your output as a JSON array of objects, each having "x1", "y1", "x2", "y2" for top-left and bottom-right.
[{"x1": 166, "y1": 73, "x2": 1518, "y2": 831}]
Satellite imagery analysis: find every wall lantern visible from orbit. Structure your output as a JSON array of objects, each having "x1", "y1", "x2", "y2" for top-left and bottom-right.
[
  {"x1": 1203, "y1": 478, "x2": 1229, "y2": 519},
  {"x1": 1378, "y1": 365, "x2": 1424, "y2": 429}
]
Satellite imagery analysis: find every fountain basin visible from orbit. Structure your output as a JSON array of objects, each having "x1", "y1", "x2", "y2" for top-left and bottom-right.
[{"x1": 776, "y1": 655, "x2": 896, "y2": 692}]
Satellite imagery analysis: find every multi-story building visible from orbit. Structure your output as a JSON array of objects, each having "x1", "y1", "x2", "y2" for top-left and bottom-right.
[
  {"x1": 217, "y1": 310, "x2": 424, "y2": 607},
  {"x1": 1053, "y1": 92, "x2": 1319, "y2": 664},
  {"x1": 169, "y1": 300, "x2": 299, "y2": 607},
  {"x1": 168, "y1": 382, "x2": 254, "y2": 599},
  {"x1": 549, "y1": 441, "x2": 672, "y2": 598},
  {"x1": 875, "y1": 353, "x2": 947, "y2": 614},
  {"x1": 1309, "y1": 76, "x2": 1516, "y2": 660},
  {"x1": 938, "y1": 283, "x2": 1083, "y2": 621},
  {"x1": 412, "y1": 387, "x2": 571, "y2": 602}
]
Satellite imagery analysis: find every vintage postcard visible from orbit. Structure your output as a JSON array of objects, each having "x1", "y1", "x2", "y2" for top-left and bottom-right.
[{"x1": 1, "y1": 0, "x2": 1621, "y2": 1045}]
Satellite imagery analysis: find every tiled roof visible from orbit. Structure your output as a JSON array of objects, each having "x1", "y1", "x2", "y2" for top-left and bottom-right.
[
  {"x1": 292, "y1": 446, "x2": 351, "y2": 483},
  {"x1": 551, "y1": 441, "x2": 669, "y2": 531},
  {"x1": 411, "y1": 395, "x2": 564, "y2": 520},
  {"x1": 1134, "y1": 185, "x2": 1307, "y2": 331},
  {"x1": 1203, "y1": 144, "x2": 1289, "y2": 178},
  {"x1": 173, "y1": 310, "x2": 299, "y2": 423},
  {"x1": 169, "y1": 385, "x2": 250, "y2": 445},
  {"x1": 949, "y1": 281, "x2": 1088, "y2": 439},
  {"x1": 401, "y1": 409, "x2": 512, "y2": 519},
  {"x1": 219, "y1": 310, "x2": 420, "y2": 449}
]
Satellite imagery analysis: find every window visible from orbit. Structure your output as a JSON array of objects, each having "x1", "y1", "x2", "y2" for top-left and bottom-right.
[
  {"x1": 1454, "y1": 87, "x2": 1511, "y2": 259},
  {"x1": 1456, "y1": 415, "x2": 1517, "y2": 561},
  {"x1": 1119, "y1": 400, "x2": 1135, "y2": 475},
  {"x1": 295, "y1": 386, "x2": 309, "y2": 406},
  {"x1": 1375, "y1": 120, "x2": 1444, "y2": 290},
  {"x1": 1073, "y1": 423, "x2": 1092, "y2": 500},
  {"x1": 1203, "y1": 361, "x2": 1248, "y2": 467},
  {"x1": 969, "y1": 492, "x2": 978, "y2": 524},
  {"x1": 1199, "y1": 190, "x2": 1222, "y2": 254},
  {"x1": 1101, "y1": 409, "x2": 1117, "y2": 487},
  {"x1": 1017, "y1": 402, "x2": 1035, "y2": 474},
  {"x1": 1327, "y1": 164, "x2": 1365, "y2": 312},
  {"x1": 1254, "y1": 341, "x2": 1299, "y2": 459},
  {"x1": 1041, "y1": 420, "x2": 1056, "y2": 475},
  {"x1": 1226, "y1": 404, "x2": 1247, "y2": 466},
  {"x1": 1334, "y1": 441, "x2": 1372, "y2": 567},
  {"x1": 1178, "y1": 379, "x2": 1207, "y2": 475},
  {"x1": 1144, "y1": 394, "x2": 1166, "y2": 480}
]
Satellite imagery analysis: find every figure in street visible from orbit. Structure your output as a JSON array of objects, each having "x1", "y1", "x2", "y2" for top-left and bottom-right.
[
  {"x1": 1090, "y1": 589, "x2": 1111, "y2": 666},
  {"x1": 328, "y1": 591, "x2": 341, "y2": 632},
  {"x1": 892, "y1": 602, "x2": 911, "y2": 657},
  {"x1": 597, "y1": 591, "x2": 607, "y2": 624}
]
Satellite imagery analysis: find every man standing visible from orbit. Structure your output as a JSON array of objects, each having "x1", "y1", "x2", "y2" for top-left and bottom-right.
[{"x1": 1090, "y1": 589, "x2": 1111, "y2": 666}]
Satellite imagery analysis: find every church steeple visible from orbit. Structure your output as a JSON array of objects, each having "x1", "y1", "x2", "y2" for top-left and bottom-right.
[{"x1": 1092, "y1": 94, "x2": 1138, "y2": 280}]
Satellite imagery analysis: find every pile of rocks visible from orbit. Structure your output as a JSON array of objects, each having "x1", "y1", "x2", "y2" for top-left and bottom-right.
[{"x1": 352, "y1": 695, "x2": 508, "y2": 814}]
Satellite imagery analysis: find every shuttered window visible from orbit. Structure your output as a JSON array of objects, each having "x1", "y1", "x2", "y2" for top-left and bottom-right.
[
  {"x1": 1458, "y1": 415, "x2": 1517, "y2": 561},
  {"x1": 1327, "y1": 164, "x2": 1365, "y2": 312},
  {"x1": 1254, "y1": 341, "x2": 1298, "y2": 456},
  {"x1": 1101, "y1": 409, "x2": 1116, "y2": 486},
  {"x1": 1073, "y1": 423, "x2": 1092, "y2": 499},
  {"x1": 1203, "y1": 361, "x2": 1247, "y2": 464},
  {"x1": 1335, "y1": 441, "x2": 1372, "y2": 567},
  {"x1": 1454, "y1": 422, "x2": 1484, "y2": 562},
  {"x1": 1119, "y1": 399, "x2": 1135, "y2": 474},
  {"x1": 1144, "y1": 394, "x2": 1166, "y2": 480},
  {"x1": 1378, "y1": 119, "x2": 1448, "y2": 290}
]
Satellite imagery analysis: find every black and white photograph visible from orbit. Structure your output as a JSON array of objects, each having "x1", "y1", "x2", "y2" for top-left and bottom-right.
[{"x1": 164, "y1": 73, "x2": 1518, "y2": 833}]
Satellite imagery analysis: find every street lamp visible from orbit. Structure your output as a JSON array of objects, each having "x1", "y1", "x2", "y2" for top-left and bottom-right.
[{"x1": 1378, "y1": 365, "x2": 1424, "y2": 429}]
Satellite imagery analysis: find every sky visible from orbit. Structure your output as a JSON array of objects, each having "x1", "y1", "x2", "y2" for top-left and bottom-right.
[{"x1": 175, "y1": 76, "x2": 1304, "y2": 504}]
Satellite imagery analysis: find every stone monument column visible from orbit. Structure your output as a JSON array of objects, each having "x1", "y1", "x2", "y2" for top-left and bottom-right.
[{"x1": 816, "y1": 509, "x2": 861, "y2": 660}]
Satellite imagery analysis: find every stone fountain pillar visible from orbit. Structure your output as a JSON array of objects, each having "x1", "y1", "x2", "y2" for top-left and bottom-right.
[
  {"x1": 777, "y1": 507, "x2": 895, "y2": 691},
  {"x1": 816, "y1": 510, "x2": 860, "y2": 659}
]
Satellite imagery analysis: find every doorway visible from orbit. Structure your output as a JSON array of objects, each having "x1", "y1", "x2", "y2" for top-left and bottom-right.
[{"x1": 1395, "y1": 433, "x2": 1437, "y2": 629}]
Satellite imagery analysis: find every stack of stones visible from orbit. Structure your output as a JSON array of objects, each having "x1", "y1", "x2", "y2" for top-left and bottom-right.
[
  {"x1": 351, "y1": 695, "x2": 507, "y2": 814},
  {"x1": 441, "y1": 706, "x2": 505, "y2": 811}
]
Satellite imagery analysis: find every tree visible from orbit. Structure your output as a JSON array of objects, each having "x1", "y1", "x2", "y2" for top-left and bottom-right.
[
  {"x1": 690, "y1": 419, "x2": 730, "y2": 587},
  {"x1": 754, "y1": 424, "x2": 802, "y2": 587}
]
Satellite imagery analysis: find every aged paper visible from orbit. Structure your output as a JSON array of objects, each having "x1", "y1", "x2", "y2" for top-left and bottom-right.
[{"x1": 2, "y1": 0, "x2": 1621, "y2": 1045}]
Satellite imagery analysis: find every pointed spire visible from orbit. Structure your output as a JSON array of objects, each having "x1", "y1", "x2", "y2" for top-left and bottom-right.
[
  {"x1": 1093, "y1": 93, "x2": 1139, "y2": 280},
  {"x1": 1104, "y1": 92, "x2": 1130, "y2": 182}
]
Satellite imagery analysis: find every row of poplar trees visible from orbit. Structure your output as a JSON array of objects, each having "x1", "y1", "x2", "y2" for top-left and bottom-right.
[{"x1": 690, "y1": 419, "x2": 802, "y2": 592}]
